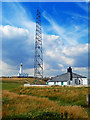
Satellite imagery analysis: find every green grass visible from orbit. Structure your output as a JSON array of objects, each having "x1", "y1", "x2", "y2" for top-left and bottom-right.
[
  {"x1": 2, "y1": 78, "x2": 24, "y2": 90},
  {"x1": 2, "y1": 111, "x2": 75, "y2": 120},
  {"x1": 2, "y1": 82, "x2": 23, "y2": 91},
  {"x1": 2, "y1": 77, "x2": 46, "y2": 91}
]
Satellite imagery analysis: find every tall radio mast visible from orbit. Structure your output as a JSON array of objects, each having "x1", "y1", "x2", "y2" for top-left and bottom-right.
[{"x1": 34, "y1": 10, "x2": 43, "y2": 78}]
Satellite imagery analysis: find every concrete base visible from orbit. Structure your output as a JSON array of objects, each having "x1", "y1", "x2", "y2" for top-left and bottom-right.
[{"x1": 24, "y1": 84, "x2": 48, "y2": 87}]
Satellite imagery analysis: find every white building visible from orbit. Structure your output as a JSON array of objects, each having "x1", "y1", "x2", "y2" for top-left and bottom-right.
[
  {"x1": 18, "y1": 63, "x2": 28, "y2": 77},
  {"x1": 47, "y1": 67, "x2": 88, "y2": 86}
]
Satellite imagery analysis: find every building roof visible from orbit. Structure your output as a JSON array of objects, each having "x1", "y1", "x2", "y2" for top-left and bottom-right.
[{"x1": 47, "y1": 72, "x2": 86, "y2": 82}]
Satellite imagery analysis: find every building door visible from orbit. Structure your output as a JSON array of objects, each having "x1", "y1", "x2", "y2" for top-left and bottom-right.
[
  {"x1": 79, "y1": 80, "x2": 80, "y2": 85},
  {"x1": 69, "y1": 81, "x2": 70, "y2": 85},
  {"x1": 61, "y1": 82, "x2": 63, "y2": 85},
  {"x1": 47, "y1": 82, "x2": 49, "y2": 85},
  {"x1": 54, "y1": 82, "x2": 56, "y2": 85}
]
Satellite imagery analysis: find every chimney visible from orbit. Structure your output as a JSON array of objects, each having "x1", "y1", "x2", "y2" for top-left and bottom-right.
[{"x1": 67, "y1": 67, "x2": 72, "y2": 80}]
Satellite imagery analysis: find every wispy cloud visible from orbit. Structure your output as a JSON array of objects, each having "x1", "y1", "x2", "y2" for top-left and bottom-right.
[
  {"x1": 75, "y1": 2, "x2": 88, "y2": 12},
  {"x1": 2, "y1": 2, "x2": 34, "y2": 30},
  {"x1": 63, "y1": 11, "x2": 88, "y2": 20},
  {"x1": 42, "y1": 10, "x2": 87, "y2": 46}
]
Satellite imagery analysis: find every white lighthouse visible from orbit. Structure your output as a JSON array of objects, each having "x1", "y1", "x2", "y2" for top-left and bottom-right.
[
  {"x1": 19, "y1": 63, "x2": 23, "y2": 74},
  {"x1": 18, "y1": 63, "x2": 28, "y2": 77}
]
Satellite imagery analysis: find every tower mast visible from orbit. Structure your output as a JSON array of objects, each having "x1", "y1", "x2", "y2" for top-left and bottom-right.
[{"x1": 34, "y1": 10, "x2": 43, "y2": 78}]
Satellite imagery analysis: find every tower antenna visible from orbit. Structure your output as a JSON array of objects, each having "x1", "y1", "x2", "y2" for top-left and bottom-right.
[{"x1": 34, "y1": 9, "x2": 43, "y2": 79}]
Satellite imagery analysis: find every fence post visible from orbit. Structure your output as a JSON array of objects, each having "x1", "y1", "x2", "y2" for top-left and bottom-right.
[
  {"x1": 87, "y1": 94, "x2": 90, "y2": 105},
  {"x1": 64, "y1": 112, "x2": 68, "y2": 119},
  {"x1": 60, "y1": 113, "x2": 63, "y2": 118}
]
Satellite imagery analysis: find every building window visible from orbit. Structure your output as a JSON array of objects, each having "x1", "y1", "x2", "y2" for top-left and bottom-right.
[{"x1": 75, "y1": 79, "x2": 78, "y2": 85}]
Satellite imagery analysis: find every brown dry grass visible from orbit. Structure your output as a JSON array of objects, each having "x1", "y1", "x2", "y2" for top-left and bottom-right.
[
  {"x1": 2, "y1": 77, "x2": 25, "y2": 83},
  {"x1": 14, "y1": 86, "x2": 88, "y2": 106},
  {"x1": 1, "y1": 77, "x2": 45, "y2": 85},
  {"x1": 2, "y1": 90, "x2": 88, "y2": 119}
]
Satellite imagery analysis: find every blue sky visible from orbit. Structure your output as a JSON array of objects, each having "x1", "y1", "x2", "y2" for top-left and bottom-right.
[{"x1": 1, "y1": 2, "x2": 88, "y2": 77}]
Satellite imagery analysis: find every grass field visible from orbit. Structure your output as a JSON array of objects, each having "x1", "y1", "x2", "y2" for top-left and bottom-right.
[
  {"x1": 2, "y1": 77, "x2": 46, "y2": 91},
  {"x1": 1, "y1": 77, "x2": 89, "y2": 119},
  {"x1": 2, "y1": 78, "x2": 25, "y2": 90}
]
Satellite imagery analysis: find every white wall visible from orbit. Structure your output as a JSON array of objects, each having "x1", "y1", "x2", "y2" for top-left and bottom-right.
[
  {"x1": 48, "y1": 82, "x2": 54, "y2": 85},
  {"x1": 63, "y1": 82, "x2": 67, "y2": 85},
  {"x1": 71, "y1": 78, "x2": 88, "y2": 85},
  {"x1": 48, "y1": 81, "x2": 67, "y2": 86},
  {"x1": 82, "y1": 78, "x2": 88, "y2": 85},
  {"x1": 48, "y1": 78, "x2": 88, "y2": 86},
  {"x1": 18, "y1": 73, "x2": 28, "y2": 77},
  {"x1": 56, "y1": 82, "x2": 61, "y2": 85},
  {"x1": 24, "y1": 84, "x2": 30, "y2": 87}
]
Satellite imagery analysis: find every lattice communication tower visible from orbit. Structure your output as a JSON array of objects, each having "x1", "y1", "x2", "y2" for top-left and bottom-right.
[{"x1": 34, "y1": 10, "x2": 43, "y2": 78}]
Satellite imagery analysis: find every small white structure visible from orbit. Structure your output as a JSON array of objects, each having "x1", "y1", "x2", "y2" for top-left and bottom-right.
[
  {"x1": 47, "y1": 67, "x2": 88, "y2": 86},
  {"x1": 18, "y1": 63, "x2": 28, "y2": 77},
  {"x1": 24, "y1": 84, "x2": 48, "y2": 87}
]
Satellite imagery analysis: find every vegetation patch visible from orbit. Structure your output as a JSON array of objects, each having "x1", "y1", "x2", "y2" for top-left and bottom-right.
[
  {"x1": 2, "y1": 90, "x2": 88, "y2": 119},
  {"x1": 2, "y1": 78, "x2": 89, "y2": 119},
  {"x1": 13, "y1": 86, "x2": 88, "y2": 106}
]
